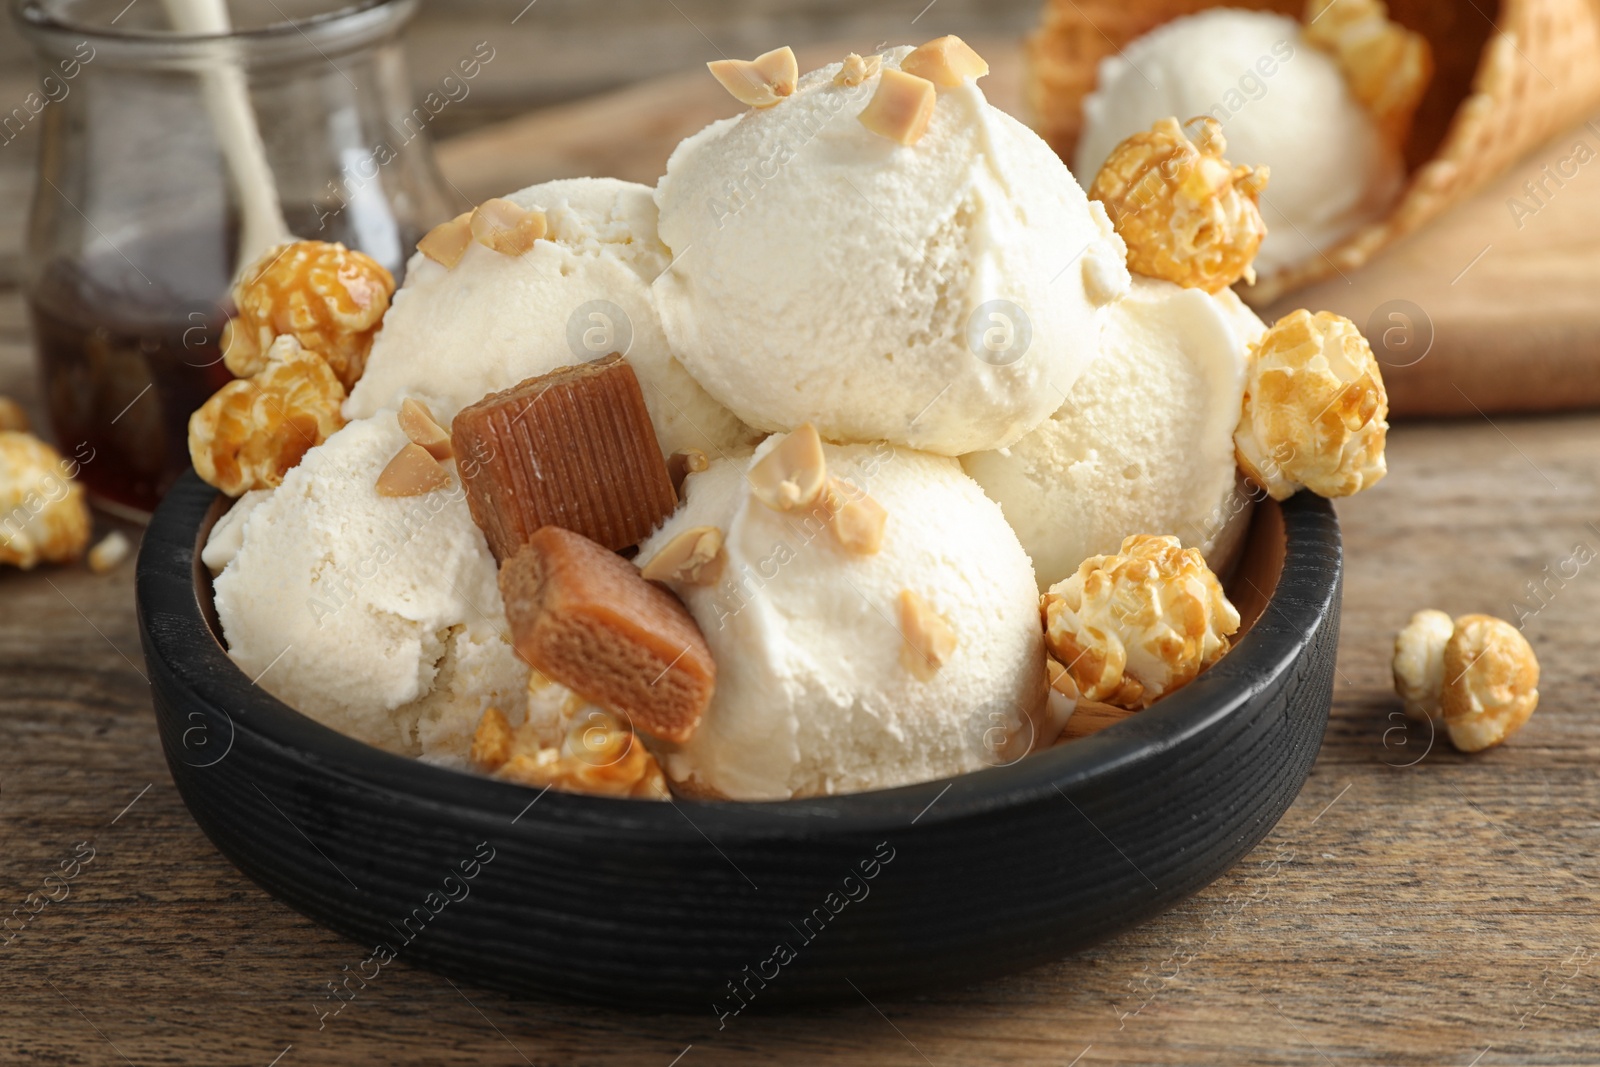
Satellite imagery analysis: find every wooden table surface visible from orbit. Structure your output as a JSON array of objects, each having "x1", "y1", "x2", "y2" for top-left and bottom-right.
[{"x1": 5, "y1": 23, "x2": 1600, "y2": 1067}]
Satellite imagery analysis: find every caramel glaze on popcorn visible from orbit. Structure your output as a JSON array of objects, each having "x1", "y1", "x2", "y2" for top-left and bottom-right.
[
  {"x1": 471, "y1": 704, "x2": 668, "y2": 800},
  {"x1": 1234, "y1": 309, "x2": 1389, "y2": 501},
  {"x1": 221, "y1": 240, "x2": 394, "y2": 391},
  {"x1": 0, "y1": 431, "x2": 91, "y2": 569},
  {"x1": 1043, "y1": 534, "x2": 1240, "y2": 710},
  {"x1": 1089, "y1": 116, "x2": 1268, "y2": 294},
  {"x1": 188, "y1": 337, "x2": 346, "y2": 497}
]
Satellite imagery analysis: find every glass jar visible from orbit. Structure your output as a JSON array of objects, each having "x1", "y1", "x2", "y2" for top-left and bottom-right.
[{"x1": 13, "y1": 0, "x2": 454, "y2": 518}]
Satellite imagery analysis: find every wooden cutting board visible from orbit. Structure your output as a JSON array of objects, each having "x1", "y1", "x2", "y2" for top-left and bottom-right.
[{"x1": 436, "y1": 38, "x2": 1600, "y2": 419}]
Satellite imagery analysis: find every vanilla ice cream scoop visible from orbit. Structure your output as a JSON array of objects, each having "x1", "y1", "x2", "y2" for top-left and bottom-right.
[
  {"x1": 963, "y1": 278, "x2": 1262, "y2": 591},
  {"x1": 1073, "y1": 9, "x2": 1403, "y2": 278},
  {"x1": 208, "y1": 414, "x2": 527, "y2": 762},
  {"x1": 346, "y1": 177, "x2": 752, "y2": 459},
  {"x1": 637, "y1": 436, "x2": 1047, "y2": 799},
  {"x1": 653, "y1": 46, "x2": 1130, "y2": 457}
]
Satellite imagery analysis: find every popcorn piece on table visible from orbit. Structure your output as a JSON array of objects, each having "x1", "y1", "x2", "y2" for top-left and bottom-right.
[
  {"x1": 1303, "y1": 0, "x2": 1434, "y2": 149},
  {"x1": 0, "y1": 431, "x2": 91, "y2": 569},
  {"x1": 1089, "y1": 116, "x2": 1268, "y2": 293},
  {"x1": 451, "y1": 354, "x2": 678, "y2": 562},
  {"x1": 1391, "y1": 611, "x2": 1539, "y2": 753},
  {"x1": 708, "y1": 46, "x2": 800, "y2": 109},
  {"x1": 1043, "y1": 534, "x2": 1240, "y2": 711},
  {"x1": 471, "y1": 693, "x2": 669, "y2": 801},
  {"x1": 1392, "y1": 608, "x2": 1455, "y2": 723},
  {"x1": 500, "y1": 525, "x2": 715, "y2": 745},
  {"x1": 221, "y1": 240, "x2": 394, "y2": 390},
  {"x1": 189, "y1": 336, "x2": 346, "y2": 497},
  {"x1": 1234, "y1": 309, "x2": 1388, "y2": 501},
  {"x1": 88, "y1": 531, "x2": 132, "y2": 574}
]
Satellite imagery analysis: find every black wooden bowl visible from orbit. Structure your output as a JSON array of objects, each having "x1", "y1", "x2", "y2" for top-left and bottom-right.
[{"x1": 136, "y1": 472, "x2": 1339, "y2": 1011}]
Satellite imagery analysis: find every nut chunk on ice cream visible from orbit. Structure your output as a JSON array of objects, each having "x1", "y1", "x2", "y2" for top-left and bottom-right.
[
  {"x1": 346, "y1": 178, "x2": 752, "y2": 461},
  {"x1": 208, "y1": 415, "x2": 528, "y2": 761},
  {"x1": 654, "y1": 44, "x2": 1129, "y2": 456},
  {"x1": 637, "y1": 433, "x2": 1047, "y2": 800},
  {"x1": 963, "y1": 278, "x2": 1262, "y2": 592},
  {"x1": 1043, "y1": 534, "x2": 1239, "y2": 711}
]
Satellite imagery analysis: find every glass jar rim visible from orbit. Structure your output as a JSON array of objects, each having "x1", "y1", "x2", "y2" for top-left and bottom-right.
[{"x1": 12, "y1": 0, "x2": 416, "y2": 62}]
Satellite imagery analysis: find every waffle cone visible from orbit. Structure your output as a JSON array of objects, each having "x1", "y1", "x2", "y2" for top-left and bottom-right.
[{"x1": 1027, "y1": 0, "x2": 1600, "y2": 304}]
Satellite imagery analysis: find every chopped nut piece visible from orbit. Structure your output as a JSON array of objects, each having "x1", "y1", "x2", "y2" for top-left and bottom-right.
[
  {"x1": 1441, "y1": 614, "x2": 1539, "y2": 753},
  {"x1": 221, "y1": 240, "x2": 394, "y2": 390},
  {"x1": 858, "y1": 68, "x2": 938, "y2": 146},
  {"x1": 1043, "y1": 534, "x2": 1239, "y2": 710},
  {"x1": 0, "y1": 397, "x2": 29, "y2": 433},
  {"x1": 87, "y1": 531, "x2": 131, "y2": 575},
  {"x1": 1392, "y1": 608, "x2": 1455, "y2": 723},
  {"x1": 470, "y1": 198, "x2": 548, "y2": 256},
  {"x1": 397, "y1": 398, "x2": 453, "y2": 460},
  {"x1": 452, "y1": 354, "x2": 677, "y2": 561},
  {"x1": 1304, "y1": 0, "x2": 1433, "y2": 148},
  {"x1": 639, "y1": 525, "x2": 725, "y2": 586},
  {"x1": 834, "y1": 52, "x2": 883, "y2": 87},
  {"x1": 901, "y1": 35, "x2": 990, "y2": 87},
  {"x1": 1234, "y1": 309, "x2": 1389, "y2": 501},
  {"x1": 471, "y1": 702, "x2": 668, "y2": 800},
  {"x1": 500, "y1": 526, "x2": 715, "y2": 744},
  {"x1": 828, "y1": 479, "x2": 887, "y2": 555},
  {"x1": 376, "y1": 442, "x2": 451, "y2": 498},
  {"x1": 189, "y1": 336, "x2": 347, "y2": 497},
  {"x1": 667, "y1": 447, "x2": 709, "y2": 497},
  {"x1": 0, "y1": 431, "x2": 91, "y2": 569},
  {"x1": 898, "y1": 589, "x2": 958, "y2": 681},
  {"x1": 748, "y1": 424, "x2": 827, "y2": 513},
  {"x1": 708, "y1": 46, "x2": 800, "y2": 108},
  {"x1": 1089, "y1": 116, "x2": 1268, "y2": 293},
  {"x1": 418, "y1": 212, "x2": 473, "y2": 268}
]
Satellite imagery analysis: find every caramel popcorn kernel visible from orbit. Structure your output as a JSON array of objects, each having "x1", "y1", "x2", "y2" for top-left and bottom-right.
[
  {"x1": 221, "y1": 240, "x2": 394, "y2": 390},
  {"x1": 858, "y1": 68, "x2": 938, "y2": 146},
  {"x1": 1043, "y1": 534, "x2": 1239, "y2": 710},
  {"x1": 1089, "y1": 116, "x2": 1268, "y2": 293},
  {"x1": 1441, "y1": 614, "x2": 1539, "y2": 753},
  {"x1": 1234, "y1": 309, "x2": 1389, "y2": 500},
  {"x1": 708, "y1": 46, "x2": 800, "y2": 109},
  {"x1": 0, "y1": 431, "x2": 91, "y2": 569},
  {"x1": 189, "y1": 336, "x2": 347, "y2": 497}
]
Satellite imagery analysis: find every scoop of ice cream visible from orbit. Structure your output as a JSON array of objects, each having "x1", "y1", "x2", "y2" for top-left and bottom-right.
[
  {"x1": 963, "y1": 277, "x2": 1261, "y2": 591},
  {"x1": 1073, "y1": 9, "x2": 1403, "y2": 278},
  {"x1": 637, "y1": 436, "x2": 1047, "y2": 799},
  {"x1": 653, "y1": 46, "x2": 1129, "y2": 457},
  {"x1": 346, "y1": 177, "x2": 752, "y2": 459},
  {"x1": 208, "y1": 414, "x2": 527, "y2": 761}
]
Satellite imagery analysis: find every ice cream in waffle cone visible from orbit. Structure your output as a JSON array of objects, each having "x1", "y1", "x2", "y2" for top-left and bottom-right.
[{"x1": 1028, "y1": 0, "x2": 1600, "y2": 303}]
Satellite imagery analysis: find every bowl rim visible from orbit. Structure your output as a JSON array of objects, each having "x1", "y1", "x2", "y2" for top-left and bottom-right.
[{"x1": 137, "y1": 473, "x2": 1340, "y2": 843}]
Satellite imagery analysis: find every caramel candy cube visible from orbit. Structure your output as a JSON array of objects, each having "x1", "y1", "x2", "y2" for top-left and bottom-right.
[
  {"x1": 500, "y1": 526, "x2": 714, "y2": 744},
  {"x1": 452, "y1": 354, "x2": 678, "y2": 561}
]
